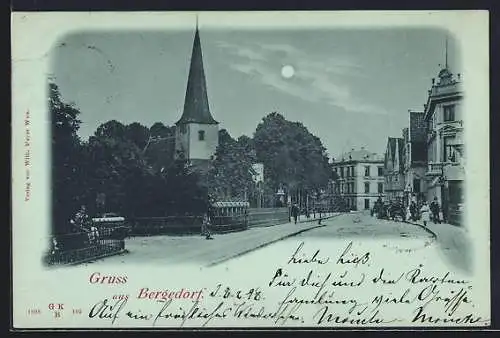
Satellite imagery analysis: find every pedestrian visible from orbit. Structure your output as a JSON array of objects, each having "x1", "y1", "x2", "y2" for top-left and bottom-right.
[
  {"x1": 291, "y1": 204, "x2": 299, "y2": 224},
  {"x1": 410, "y1": 201, "x2": 418, "y2": 221},
  {"x1": 420, "y1": 201, "x2": 431, "y2": 227},
  {"x1": 201, "y1": 213, "x2": 213, "y2": 240},
  {"x1": 70, "y1": 205, "x2": 91, "y2": 232},
  {"x1": 430, "y1": 197, "x2": 441, "y2": 224}
]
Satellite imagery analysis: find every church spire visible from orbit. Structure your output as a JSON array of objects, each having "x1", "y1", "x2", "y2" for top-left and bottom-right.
[{"x1": 176, "y1": 18, "x2": 218, "y2": 125}]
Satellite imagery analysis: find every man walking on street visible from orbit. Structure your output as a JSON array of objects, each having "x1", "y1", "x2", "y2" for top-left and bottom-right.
[
  {"x1": 430, "y1": 196, "x2": 441, "y2": 224},
  {"x1": 291, "y1": 204, "x2": 299, "y2": 224},
  {"x1": 409, "y1": 200, "x2": 418, "y2": 221},
  {"x1": 201, "y1": 213, "x2": 214, "y2": 240}
]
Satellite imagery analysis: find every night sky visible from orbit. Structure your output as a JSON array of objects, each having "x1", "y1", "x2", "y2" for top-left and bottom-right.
[{"x1": 51, "y1": 26, "x2": 459, "y2": 158}]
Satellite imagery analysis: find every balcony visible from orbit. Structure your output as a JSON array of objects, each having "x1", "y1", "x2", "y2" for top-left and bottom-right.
[{"x1": 426, "y1": 162, "x2": 444, "y2": 176}]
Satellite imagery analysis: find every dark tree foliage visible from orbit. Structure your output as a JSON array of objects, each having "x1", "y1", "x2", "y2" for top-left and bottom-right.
[
  {"x1": 50, "y1": 82, "x2": 85, "y2": 235},
  {"x1": 144, "y1": 122, "x2": 176, "y2": 173},
  {"x1": 253, "y1": 112, "x2": 333, "y2": 203},
  {"x1": 207, "y1": 129, "x2": 257, "y2": 201}
]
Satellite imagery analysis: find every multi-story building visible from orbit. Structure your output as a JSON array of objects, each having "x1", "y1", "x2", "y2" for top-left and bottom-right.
[
  {"x1": 383, "y1": 137, "x2": 405, "y2": 201},
  {"x1": 332, "y1": 148, "x2": 385, "y2": 211},
  {"x1": 402, "y1": 111, "x2": 428, "y2": 206},
  {"x1": 423, "y1": 65, "x2": 464, "y2": 225}
]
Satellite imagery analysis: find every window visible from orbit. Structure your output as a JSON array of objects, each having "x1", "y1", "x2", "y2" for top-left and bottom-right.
[
  {"x1": 364, "y1": 166, "x2": 370, "y2": 177},
  {"x1": 443, "y1": 137, "x2": 456, "y2": 162},
  {"x1": 378, "y1": 167, "x2": 383, "y2": 176},
  {"x1": 198, "y1": 130, "x2": 205, "y2": 141},
  {"x1": 351, "y1": 166, "x2": 356, "y2": 177},
  {"x1": 340, "y1": 167, "x2": 344, "y2": 178},
  {"x1": 444, "y1": 105, "x2": 455, "y2": 122},
  {"x1": 378, "y1": 183, "x2": 383, "y2": 193},
  {"x1": 364, "y1": 182, "x2": 370, "y2": 193},
  {"x1": 364, "y1": 199, "x2": 370, "y2": 210},
  {"x1": 179, "y1": 124, "x2": 187, "y2": 134}
]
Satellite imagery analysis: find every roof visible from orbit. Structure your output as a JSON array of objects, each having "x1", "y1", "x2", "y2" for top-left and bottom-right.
[
  {"x1": 402, "y1": 128, "x2": 409, "y2": 142},
  {"x1": 337, "y1": 148, "x2": 383, "y2": 163},
  {"x1": 385, "y1": 137, "x2": 404, "y2": 172},
  {"x1": 423, "y1": 68, "x2": 463, "y2": 121},
  {"x1": 176, "y1": 27, "x2": 218, "y2": 125}
]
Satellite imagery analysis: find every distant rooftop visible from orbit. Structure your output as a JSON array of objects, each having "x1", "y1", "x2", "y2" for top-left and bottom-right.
[{"x1": 336, "y1": 148, "x2": 383, "y2": 163}]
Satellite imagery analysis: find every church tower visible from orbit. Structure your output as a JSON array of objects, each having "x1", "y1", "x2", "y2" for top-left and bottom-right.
[{"x1": 175, "y1": 21, "x2": 219, "y2": 168}]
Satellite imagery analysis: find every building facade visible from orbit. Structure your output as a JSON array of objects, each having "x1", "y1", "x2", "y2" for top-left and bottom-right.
[
  {"x1": 423, "y1": 66, "x2": 464, "y2": 225},
  {"x1": 332, "y1": 148, "x2": 385, "y2": 211},
  {"x1": 402, "y1": 111, "x2": 428, "y2": 206},
  {"x1": 383, "y1": 137, "x2": 405, "y2": 201},
  {"x1": 174, "y1": 24, "x2": 219, "y2": 169}
]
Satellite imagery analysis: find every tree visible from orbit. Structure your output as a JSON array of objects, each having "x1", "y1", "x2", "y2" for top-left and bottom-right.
[
  {"x1": 144, "y1": 122, "x2": 176, "y2": 173},
  {"x1": 207, "y1": 129, "x2": 257, "y2": 201},
  {"x1": 49, "y1": 81, "x2": 85, "y2": 235},
  {"x1": 162, "y1": 158, "x2": 210, "y2": 215},
  {"x1": 82, "y1": 120, "x2": 154, "y2": 217},
  {"x1": 125, "y1": 122, "x2": 150, "y2": 150},
  {"x1": 82, "y1": 120, "x2": 209, "y2": 218},
  {"x1": 253, "y1": 112, "x2": 333, "y2": 207}
]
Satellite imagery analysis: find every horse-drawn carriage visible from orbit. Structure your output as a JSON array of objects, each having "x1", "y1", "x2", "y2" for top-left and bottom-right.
[{"x1": 373, "y1": 200, "x2": 406, "y2": 221}]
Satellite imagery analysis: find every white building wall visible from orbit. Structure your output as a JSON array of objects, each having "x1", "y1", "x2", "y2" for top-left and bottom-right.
[
  {"x1": 354, "y1": 162, "x2": 385, "y2": 211},
  {"x1": 175, "y1": 123, "x2": 219, "y2": 161}
]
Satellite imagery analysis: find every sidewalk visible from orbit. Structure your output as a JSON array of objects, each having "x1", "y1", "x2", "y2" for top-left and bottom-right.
[
  {"x1": 407, "y1": 218, "x2": 468, "y2": 239},
  {"x1": 406, "y1": 219, "x2": 472, "y2": 273},
  {"x1": 89, "y1": 213, "x2": 342, "y2": 267},
  {"x1": 207, "y1": 212, "x2": 341, "y2": 266}
]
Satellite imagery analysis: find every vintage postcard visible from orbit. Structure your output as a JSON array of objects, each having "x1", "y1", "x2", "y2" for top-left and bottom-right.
[{"x1": 11, "y1": 11, "x2": 490, "y2": 329}]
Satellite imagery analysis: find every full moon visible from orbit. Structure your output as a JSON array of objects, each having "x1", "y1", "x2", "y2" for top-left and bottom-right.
[{"x1": 281, "y1": 65, "x2": 295, "y2": 79}]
